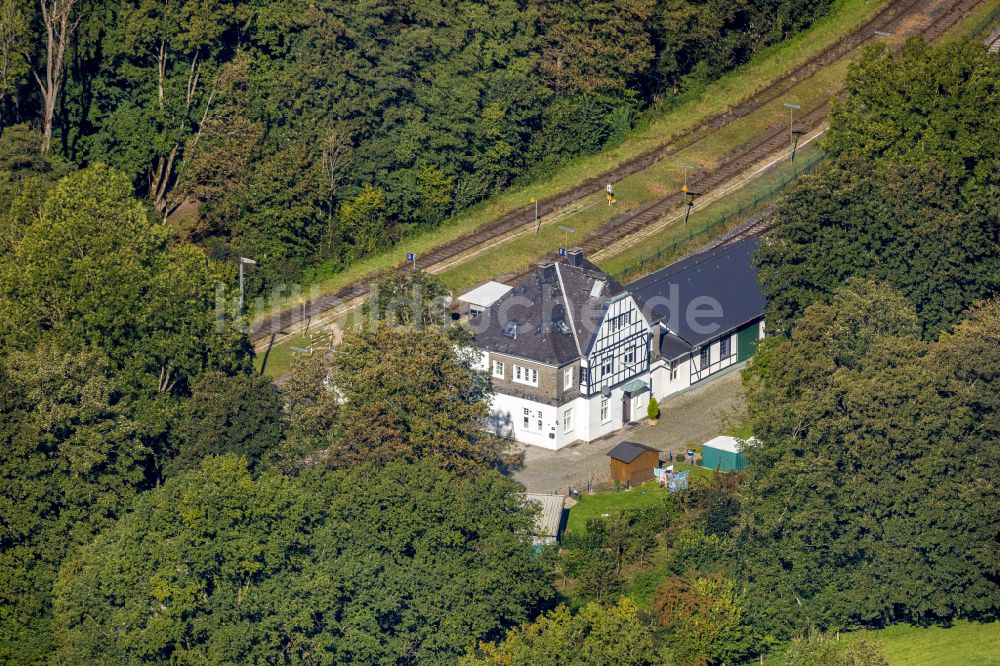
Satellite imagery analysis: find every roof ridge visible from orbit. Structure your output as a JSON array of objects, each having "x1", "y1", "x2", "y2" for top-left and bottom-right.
[{"x1": 555, "y1": 262, "x2": 583, "y2": 358}]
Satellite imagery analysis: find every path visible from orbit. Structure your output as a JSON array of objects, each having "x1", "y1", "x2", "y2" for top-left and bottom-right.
[{"x1": 512, "y1": 367, "x2": 746, "y2": 494}]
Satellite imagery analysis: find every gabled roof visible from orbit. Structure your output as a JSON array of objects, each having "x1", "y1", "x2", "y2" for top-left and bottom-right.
[
  {"x1": 472, "y1": 255, "x2": 626, "y2": 366},
  {"x1": 660, "y1": 331, "x2": 694, "y2": 360},
  {"x1": 628, "y1": 237, "x2": 766, "y2": 348},
  {"x1": 607, "y1": 441, "x2": 660, "y2": 464}
]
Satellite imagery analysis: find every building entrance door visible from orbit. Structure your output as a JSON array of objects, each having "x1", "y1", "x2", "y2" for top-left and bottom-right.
[{"x1": 622, "y1": 394, "x2": 631, "y2": 422}]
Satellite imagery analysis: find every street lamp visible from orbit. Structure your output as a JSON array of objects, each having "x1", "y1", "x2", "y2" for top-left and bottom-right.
[
  {"x1": 783, "y1": 103, "x2": 802, "y2": 161},
  {"x1": 239, "y1": 256, "x2": 257, "y2": 315},
  {"x1": 531, "y1": 197, "x2": 540, "y2": 235},
  {"x1": 558, "y1": 224, "x2": 575, "y2": 249}
]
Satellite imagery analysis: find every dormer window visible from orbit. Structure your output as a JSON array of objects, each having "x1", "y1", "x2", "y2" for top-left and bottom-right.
[{"x1": 502, "y1": 321, "x2": 518, "y2": 339}]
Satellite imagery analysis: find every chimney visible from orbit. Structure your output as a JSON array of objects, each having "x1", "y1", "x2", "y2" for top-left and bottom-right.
[
  {"x1": 538, "y1": 261, "x2": 556, "y2": 281},
  {"x1": 566, "y1": 247, "x2": 584, "y2": 267}
]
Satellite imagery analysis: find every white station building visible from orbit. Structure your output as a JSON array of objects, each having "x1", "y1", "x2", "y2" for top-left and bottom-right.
[{"x1": 467, "y1": 238, "x2": 766, "y2": 450}]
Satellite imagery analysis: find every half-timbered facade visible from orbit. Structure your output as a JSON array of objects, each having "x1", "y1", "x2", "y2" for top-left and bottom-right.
[{"x1": 470, "y1": 238, "x2": 766, "y2": 450}]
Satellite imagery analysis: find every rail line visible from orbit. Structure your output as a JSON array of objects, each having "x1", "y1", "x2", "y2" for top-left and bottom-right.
[{"x1": 252, "y1": 0, "x2": 984, "y2": 352}]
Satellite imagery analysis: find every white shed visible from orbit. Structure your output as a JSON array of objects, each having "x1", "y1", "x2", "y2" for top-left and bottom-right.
[{"x1": 456, "y1": 281, "x2": 513, "y2": 316}]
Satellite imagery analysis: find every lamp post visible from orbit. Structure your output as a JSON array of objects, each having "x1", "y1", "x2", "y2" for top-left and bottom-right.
[
  {"x1": 558, "y1": 225, "x2": 575, "y2": 248},
  {"x1": 531, "y1": 197, "x2": 540, "y2": 235},
  {"x1": 783, "y1": 103, "x2": 801, "y2": 161},
  {"x1": 238, "y1": 257, "x2": 257, "y2": 315}
]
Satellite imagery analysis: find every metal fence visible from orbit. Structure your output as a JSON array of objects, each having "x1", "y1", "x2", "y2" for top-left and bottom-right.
[{"x1": 610, "y1": 150, "x2": 825, "y2": 282}]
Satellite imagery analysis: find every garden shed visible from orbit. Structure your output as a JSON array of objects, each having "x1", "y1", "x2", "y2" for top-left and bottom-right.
[
  {"x1": 701, "y1": 436, "x2": 747, "y2": 472},
  {"x1": 607, "y1": 441, "x2": 661, "y2": 487}
]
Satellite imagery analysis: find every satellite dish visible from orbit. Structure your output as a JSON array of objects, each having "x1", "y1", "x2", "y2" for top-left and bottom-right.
[{"x1": 601, "y1": 385, "x2": 612, "y2": 398}]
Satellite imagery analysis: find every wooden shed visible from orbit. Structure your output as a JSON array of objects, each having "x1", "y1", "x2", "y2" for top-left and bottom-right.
[{"x1": 607, "y1": 441, "x2": 661, "y2": 488}]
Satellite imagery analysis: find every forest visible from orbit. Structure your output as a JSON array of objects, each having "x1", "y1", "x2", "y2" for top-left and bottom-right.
[
  {"x1": 0, "y1": 0, "x2": 998, "y2": 663},
  {"x1": 1, "y1": 0, "x2": 832, "y2": 290}
]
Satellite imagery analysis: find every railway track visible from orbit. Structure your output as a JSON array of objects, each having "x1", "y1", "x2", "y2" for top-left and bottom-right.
[
  {"x1": 503, "y1": 0, "x2": 986, "y2": 282},
  {"x1": 252, "y1": 0, "x2": 984, "y2": 348},
  {"x1": 986, "y1": 25, "x2": 1000, "y2": 51}
]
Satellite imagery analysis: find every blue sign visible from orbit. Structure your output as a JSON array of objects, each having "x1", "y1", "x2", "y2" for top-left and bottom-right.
[
  {"x1": 406, "y1": 253, "x2": 415, "y2": 261},
  {"x1": 558, "y1": 247, "x2": 566, "y2": 256}
]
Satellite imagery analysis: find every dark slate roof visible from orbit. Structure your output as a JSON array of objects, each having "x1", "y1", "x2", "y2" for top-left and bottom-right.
[
  {"x1": 607, "y1": 441, "x2": 660, "y2": 464},
  {"x1": 473, "y1": 256, "x2": 626, "y2": 366},
  {"x1": 628, "y1": 237, "x2": 766, "y2": 348},
  {"x1": 660, "y1": 331, "x2": 694, "y2": 360}
]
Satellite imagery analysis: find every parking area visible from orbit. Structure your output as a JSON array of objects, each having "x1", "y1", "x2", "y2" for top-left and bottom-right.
[{"x1": 512, "y1": 365, "x2": 747, "y2": 494}]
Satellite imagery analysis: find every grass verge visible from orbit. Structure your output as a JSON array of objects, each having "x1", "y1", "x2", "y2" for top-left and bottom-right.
[{"x1": 254, "y1": 0, "x2": 889, "y2": 321}]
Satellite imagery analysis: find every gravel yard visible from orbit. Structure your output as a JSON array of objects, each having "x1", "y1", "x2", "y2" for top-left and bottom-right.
[{"x1": 512, "y1": 365, "x2": 747, "y2": 494}]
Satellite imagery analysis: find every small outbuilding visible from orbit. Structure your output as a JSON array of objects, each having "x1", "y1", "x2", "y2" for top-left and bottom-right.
[
  {"x1": 523, "y1": 493, "x2": 566, "y2": 545},
  {"x1": 701, "y1": 436, "x2": 748, "y2": 472},
  {"x1": 607, "y1": 441, "x2": 661, "y2": 487},
  {"x1": 456, "y1": 280, "x2": 513, "y2": 317}
]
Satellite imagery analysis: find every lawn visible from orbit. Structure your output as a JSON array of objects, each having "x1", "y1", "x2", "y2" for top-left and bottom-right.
[
  {"x1": 865, "y1": 621, "x2": 1000, "y2": 665},
  {"x1": 767, "y1": 621, "x2": 1000, "y2": 665},
  {"x1": 565, "y1": 465, "x2": 717, "y2": 535}
]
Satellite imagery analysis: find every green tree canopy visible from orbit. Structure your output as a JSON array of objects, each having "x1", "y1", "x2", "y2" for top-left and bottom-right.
[
  {"x1": 285, "y1": 320, "x2": 511, "y2": 474},
  {"x1": 0, "y1": 124, "x2": 75, "y2": 256},
  {"x1": 757, "y1": 40, "x2": 1000, "y2": 337},
  {"x1": 653, "y1": 573, "x2": 756, "y2": 666},
  {"x1": 0, "y1": 164, "x2": 251, "y2": 395},
  {"x1": 54, "y1": 456, "x2": 553, "y2": 664},
  {"x1": 736, "y1": 283, "x2": 1000, "y2": 635},
  {"x1": 0, "y1": 345, "x2": 147, "y2": 663},
  {"x1": 362, "y1": 269, "x2": 454, "y2": 330},
  {"x1": 464, "y1": 598, "x2": 658, "y2": 666},
  {"x1": 167, "y1": 370, "x2": 285, "y2": 477}
]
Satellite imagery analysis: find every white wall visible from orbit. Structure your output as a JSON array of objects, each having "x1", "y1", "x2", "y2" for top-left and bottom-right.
[
  {"x1": 490, "y1": 371, "x2": 652, "y2": 451},
  {"x1": 490, "y1": 393, "x2": 561, "y2": 449},
  {"x1": 651, "y1": 356, "x2": 692, "y2": 400}
]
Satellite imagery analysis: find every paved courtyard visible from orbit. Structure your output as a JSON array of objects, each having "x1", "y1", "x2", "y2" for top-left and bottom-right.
[{"x1": 511, "y1": 365, "x2": 747, "y2": 494}]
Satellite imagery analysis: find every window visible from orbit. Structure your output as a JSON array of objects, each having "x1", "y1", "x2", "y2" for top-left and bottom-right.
[
  {"x1": 720, "y1": 337, "x2": 731, "y2": 358},
  {"x1": 563, "y1": 408, "x2": 573, "y2": 432},
  {"x1": 700, "y1": 346, "x2": 710, "y2": 369},
  {"x1": 608, "y1": 311, "x2": 632, "y2": 333},
  {"x1": 492, "y1": 360, "x2": 504, "y2": 378},
  {"x1": 522, "y1": 408, "x2": 530, "y2": 429},
  {"x1": 669, "y1": 360, "x2": 678, "y2": 381},
  {"x1": 563, "y1": 366, "x2": 574, "y2": 390},
  {"x1": 536, "y1": 410, "x2": 543, "y2": 431},
  {"x1": 602, "y1": 360, "x2": 612, "y2": 375},
  {"x1": 513, "y1": 364, "x2": 538, "y2": 386},
  {"x1": 580, "y1": 367, "x2": 589, "y2": 386},
  {"x1": 600, "y1": 398, "x2": 609, "y2": 422},
  {"x1": 624, "y1": 347, "x2": 635, "y2": 365}
]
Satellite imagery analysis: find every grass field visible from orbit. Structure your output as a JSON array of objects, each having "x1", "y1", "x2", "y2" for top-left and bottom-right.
[
  {"x1": 865, "y1": 621, "x2": 1000, "y2": 665},
  {"x1": 254, "y1": 0, "x2": 890, "y2": 322},
  {"x1": 766, "y1": 621, "x2": 1000, "y2": 665}
]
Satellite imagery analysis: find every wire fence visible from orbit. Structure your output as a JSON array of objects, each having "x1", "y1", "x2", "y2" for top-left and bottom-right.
[{"x1": 610, "y1": 150, "x2": 826, "y2": 282}]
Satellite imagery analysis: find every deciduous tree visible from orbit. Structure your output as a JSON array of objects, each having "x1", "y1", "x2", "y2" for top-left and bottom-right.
[{"x1": 53, "y1": 456, "x2": 553, "y2": 664}]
